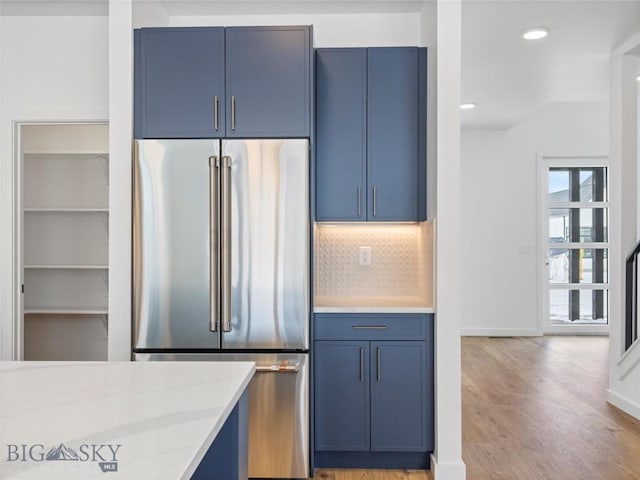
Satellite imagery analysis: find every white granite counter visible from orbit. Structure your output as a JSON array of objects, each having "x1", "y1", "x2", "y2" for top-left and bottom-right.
[{"x1": 0, "y1": 361, "x2": 254, "y2": 480}]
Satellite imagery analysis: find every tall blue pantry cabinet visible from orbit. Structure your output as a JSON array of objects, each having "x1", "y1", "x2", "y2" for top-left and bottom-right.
[{"x1": 313, "y1": 46, "x2": 433, "y2": 471}]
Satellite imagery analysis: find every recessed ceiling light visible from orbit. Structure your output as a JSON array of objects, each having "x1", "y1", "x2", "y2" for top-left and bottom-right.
[
  {"x1": 523, "y1": 28, "x2": 549, "y2": 40},
  {"x1": 460, "y1": 103, "x2": 476, "y2": 110}
]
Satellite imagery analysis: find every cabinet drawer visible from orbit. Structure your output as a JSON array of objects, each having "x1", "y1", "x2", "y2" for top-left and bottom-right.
[{"x1": 314, "y1": 314, "x2": 429, "y2": 341}]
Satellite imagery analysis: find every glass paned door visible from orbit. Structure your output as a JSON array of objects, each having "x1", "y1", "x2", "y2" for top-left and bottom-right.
[{"x1": 544, "y1": 162, "x2": 609, "y2": 331}]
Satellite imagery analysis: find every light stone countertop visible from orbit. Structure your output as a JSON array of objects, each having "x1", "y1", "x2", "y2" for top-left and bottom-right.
[
  {"x1": 314, "y1": 296, "x2": 435, "y2": 314},
  {"x1": 0, "y1": 361, "x2": 255, "y2": 480}
]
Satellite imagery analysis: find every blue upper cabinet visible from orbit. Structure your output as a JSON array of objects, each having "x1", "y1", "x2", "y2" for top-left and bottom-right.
[
  {"x1": 315, "y1": 47, "x2": 427, "y2": 222},
  {"x1": 134, "y1": 26, "x2": 311, "y2": 139},
  {"x1": 225, "y1": 26, "x2": 311, "y2": 137},
  {"x1": 367, "y1": 48, "x2": 419, "y2": 221},
  {"x1": 316, "y1": 49, "x2": 367, "y2": 221},
  {"x1": 135, "y1": 27, "x2": 225, "y2": 139}
]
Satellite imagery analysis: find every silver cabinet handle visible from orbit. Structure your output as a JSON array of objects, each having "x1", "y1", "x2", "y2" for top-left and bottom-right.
[
  {"x1": 372, "y1": 185, "x2": 377, "y2": 217},
  {"x1": 376, "y1": 347, "x2": 381, "y2": 382},
  {"x1": 357, "y1": 186, "x2": 361, "y2": 217},
  {"x1": 256, "y1": 363, "x2": 300, "y2": 373},
  {"x1": 208, "y1": 155, "x2": 219, "y2": 332},
  {"x1": 213, "y1": 96, "x2": 219, "y2": 131},
  {"x1": 231, "y1": 96, "x2": 236, "y2": 131},
  {"x1": 352, "y1": 325, "x2": 387, "y2": 330},
  {"x1": 359, "y1": 347, "x2": 364, "y2": 382},
  {"x1": 221, "y1": 155, "x2": 232, "y2": 332}
]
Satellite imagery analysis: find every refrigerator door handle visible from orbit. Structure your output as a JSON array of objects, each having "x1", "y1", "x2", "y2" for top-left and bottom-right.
[
  {"x1": 221, "y1": 155, "x2": 233, "y2": 333},
  {"x1": 209, "y1": 155, "x2": 220, "y2": 332}
]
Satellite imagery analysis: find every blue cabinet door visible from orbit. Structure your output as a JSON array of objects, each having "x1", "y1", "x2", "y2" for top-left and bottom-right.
[
  {"x1": 367, "y1": 48, "x2": 419, "y2": 221},
  {"x1": 314, "y1": 341, "x2": 370, "y2": 451},
  {"x1": 315, "y1": 48, "x2": 367, "y2": 221},
  {"x1": 370, "y1": 341, "x2": 428, "y2": 452},
  {"x1": 136, "y1": 27, "x2": 225, "y2": 138},
  {"x1": 225, "y1": 26, "x2": 311, "y2": 137}
]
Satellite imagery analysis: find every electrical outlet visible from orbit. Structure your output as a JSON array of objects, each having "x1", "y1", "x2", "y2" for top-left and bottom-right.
[{"x1": 359, "y1": 246, "x2": 372, "y2": 266}]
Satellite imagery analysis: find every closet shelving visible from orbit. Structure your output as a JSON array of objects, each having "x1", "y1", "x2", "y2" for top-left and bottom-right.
[{"x1": 22, "y1": 129, "x2": 109, "y2": 361}]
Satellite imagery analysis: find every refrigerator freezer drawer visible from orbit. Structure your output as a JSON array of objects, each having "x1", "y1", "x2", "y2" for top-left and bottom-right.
[{"x1": 134, "y1": 352, "x2": 309, "y2": 479}]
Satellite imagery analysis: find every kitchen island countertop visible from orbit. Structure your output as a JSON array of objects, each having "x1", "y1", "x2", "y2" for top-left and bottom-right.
[{"x1": 0, "y1": 360, "x2": 254, "y2": 480}]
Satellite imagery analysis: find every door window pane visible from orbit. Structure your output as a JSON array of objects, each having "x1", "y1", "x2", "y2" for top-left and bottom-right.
[
  {"x1": 549, "y1": 289, "x2": 608, "y2": 325},
  {"x1": 549, "y1": 167, "x2": 607, "y2": 203},
  {"x1": 549, "y1": 170, "x2": 569, "y2": 202},
  {"x1": 548, "y1": 248, "x2": 608, "y2": 284},
  {"x1": 548, "y1": 208, "x2": 608, "y2": 242}
]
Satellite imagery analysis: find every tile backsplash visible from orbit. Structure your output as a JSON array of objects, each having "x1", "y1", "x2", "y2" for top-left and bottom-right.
[{"x1": 314, "y1": 222, "x2": 433, "y2": 305}]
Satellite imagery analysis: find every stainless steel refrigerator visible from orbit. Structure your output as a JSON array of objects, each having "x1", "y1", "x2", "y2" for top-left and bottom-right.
[{"x1": 132, "y1": 139, "x2": 309, "y2": 479}]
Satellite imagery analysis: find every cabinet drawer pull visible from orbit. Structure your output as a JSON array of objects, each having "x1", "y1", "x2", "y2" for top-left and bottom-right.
[
  {"x1": 352, "y1": 325, "x2": 388, "y2": 330},
  {"x1": 357, "y1": 186, "x2": 361, "y2": 217},
  {"x1": 376, "y1": 347, "x2": 381, "y2": 382},
  {"x1": 359, "y1": 347, "x2": 364, "y2": 382}
]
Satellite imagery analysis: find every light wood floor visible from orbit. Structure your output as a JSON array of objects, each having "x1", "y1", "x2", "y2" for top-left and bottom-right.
[
  {"x1": 463, "y1": 336, "x2": 640, "y2": 479},
  {"x1": 316, "y1": 336, "x2": 640, "y2": 480}
]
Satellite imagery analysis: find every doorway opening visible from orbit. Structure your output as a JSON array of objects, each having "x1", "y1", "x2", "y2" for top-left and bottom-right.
[{"x1": 15, "y1": 122, "x2": 109, "y2": 360}]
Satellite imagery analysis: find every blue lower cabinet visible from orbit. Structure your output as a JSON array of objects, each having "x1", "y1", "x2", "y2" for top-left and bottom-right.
[
  {"x1": 370, "y1": 342, "x2": 428, "y2": 452},
  {"x1": 313, "y1": 314, "x2": 434, "y2": 470},
  {"x1": 314, "y1": 341, "x2": 370, "y2": 451}
]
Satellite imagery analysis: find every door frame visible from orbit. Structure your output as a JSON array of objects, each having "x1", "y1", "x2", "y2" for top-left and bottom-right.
[{"x1": 537, "y1": 154, "x2": 610, "y2": 335}]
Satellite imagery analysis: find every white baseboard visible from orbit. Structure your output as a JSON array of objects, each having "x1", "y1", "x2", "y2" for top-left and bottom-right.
[
  {"x1": 607, "y1": 389, "x2": 640, "y2": 420},
  {"x1": 460, "y1": 328, "x2": 541, "y2": 337},
  {"x1": 430, "y1": 454, "x2": 466, "y2": 480}
]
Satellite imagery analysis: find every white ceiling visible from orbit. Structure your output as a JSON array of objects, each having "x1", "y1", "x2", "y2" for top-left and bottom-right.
[{"x1": 461, "y1": 0, "x2": 640, "y2": 130}]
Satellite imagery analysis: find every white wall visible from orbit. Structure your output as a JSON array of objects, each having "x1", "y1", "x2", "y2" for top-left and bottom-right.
[
  {"x1": 0, "y1": 15, "x2": 108, "y2": 359},
  {"x1": 461, "y1": 102, "x2": 609, "y2": 336},
  {"x1": 167, "y1": 13, "x2": 421, "y2": 47}
]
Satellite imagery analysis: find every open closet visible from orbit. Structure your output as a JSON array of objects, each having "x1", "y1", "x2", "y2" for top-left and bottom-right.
[{"x1": 20, "y1": 123, "x2": 109, "y2": 361}]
